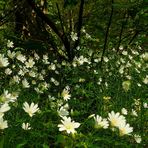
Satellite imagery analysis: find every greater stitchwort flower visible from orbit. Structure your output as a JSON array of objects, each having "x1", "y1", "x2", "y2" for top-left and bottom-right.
[
  {"x1": 22, "y1": 123, "x2": 31, "y2": 130},
  {"x1": 118, "y1": 122, "x2": 133, "y2": 136},
  {"x1": 58, "y1": 116, "x2": 80, "y2": 134},
  {"x1": 108, "y1": 111, "x2": 126, "y2": 128},
  {"x1": 94, "y1": 115, "x2": 109, "y2": 129},
  {"x1": 0, "y1": 117, "x2": 8, "y2": 130},
  {"x1": 0, "y1": 54, "x2": 9, "y2": 67},
  {"x1": 61, "y1": 86, "x2": 71, "y2": 101},
  {"x1": 23, "y1": 102, "x2": 39, "y2": 117},
  {"x1": 0, "y1": 103, "x2": 10, "y2": 118}
]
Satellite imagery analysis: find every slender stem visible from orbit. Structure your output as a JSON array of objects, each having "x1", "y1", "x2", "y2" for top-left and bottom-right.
[
  {"x1": 116, "y1": 12, "x2": 128, "y2": 52},
  {"x1": 128, "y1": 31, "x2": 139, "y2": 45},
  {"x1": 100, "y1": 0, "x2": 114, "y2": 66},
  {"x1": 72, "y1": 0, "x2": 85, "y2": 57},
  {"x1": 56, "y1": 3, "x2": 65, "y2": 35}
]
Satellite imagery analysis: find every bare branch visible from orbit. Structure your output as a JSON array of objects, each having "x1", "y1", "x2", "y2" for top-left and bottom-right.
[
  {"x1": 73, "y1": 0, "x2": 85, "y2": 53},
  {"x1": 56, "y1": 3, "x2": 65, "y2": 35},
  {"x1": 26, "y1": 0, "x2": 62, "y2": 38},
  {"x1": 26, "y1": 0, "x2": 71, "y2": 60},
  {"x1": 100, "y1": 0, "x2": 114, "y2": 66},
  {"x1": 116, "y1": 12, "x2": 129, "y2": 52}
]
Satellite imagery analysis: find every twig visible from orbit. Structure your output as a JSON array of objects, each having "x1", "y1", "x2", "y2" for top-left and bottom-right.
[
  {"x1": 72, "y1": 0, "x2": 85, "y2": 56},
  {"x1": 128, "y1": 31, "x2": 139, "y2": 45},
  {"x1": 100, "y1": 0, "x2": 114, "y2": 66},
  {"x1": 116, "y1": 12, "x2": 128, "y2": 52},
  {"x1": 56, "y1": 3, "x2": 65, "y2": 35}
]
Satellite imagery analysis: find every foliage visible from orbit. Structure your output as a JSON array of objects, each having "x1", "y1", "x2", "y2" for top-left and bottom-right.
[{"x1": 0, "y1": 0, "x2": 147, "y2": 147}]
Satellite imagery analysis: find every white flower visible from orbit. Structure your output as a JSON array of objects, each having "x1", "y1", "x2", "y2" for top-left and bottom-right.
[
  {"x1": 0, "y1": 54, "x2": 9, "y2": 67},
  {"x1": 48, "y1": 63, "x2": 56, "y2": 70},
  {"x1": 34, "y1": 53, "x2": 40, "y2": 60},
  {"x1": 103, "y1": 57, "x2": 109, "y2": 62},
  {"x1": 10, "y1": 92, "x2": 18, "y2": 102},
  {"x1": 23, "y1": 102, "x2": 39, "y2": 117},
  {"x1": 42, "y1": 54, "x2": 49, "y2": 64},
  {"x1": 74, "y1": 55, "x2": 90, "y2": 65},
  {"x1": 86, "y1": 33, "x2": 91, "y2": 39},
  {"x1": 88, "y1": 114, "x2": 95, "y2": 119},
  {"x1": 5, "y1": 68, "x2": 12, "y2": 75},
  {"x1": 32, "y1": 80, "x2": 36, "y2": 85},
  {"x1": 0, "y1": 117, "x2": 8, "y2": 129},
  {"x1": 79, "y1": 78, "x2": 85, "y2": 82},
  {"x1": 16, "y1": 53, "x2": 26, "y2": 63},
  {"x1": 141, "y1": 52, "x2": 148, "y2": 61},
  {"x1": 137, "y1": 83, "x2": 141, "y2": 87},
  {"x1": 61, "y1": 87, "x2": 71, "y2": 101},
  {"x1": 103, "y1": 96, "x2": 111, "y2": 100},
  {"x1": 121, "y1": 108, "x2": 128, "y2": 115},
  {"x1": 34, "y1": 87, "x2": 43, "y2": 94},
  {"x1": 18, "y1": 69, "x2": 25, "y2": 76},
  {"x1": 7, "y1": 50, "x2": 16, "y2": 59},
  {"x1": 38, "y1": 74, "x2": 44, "y2": 80},
  {"x1": 128, "y1": 55, "x2": 133, "y2": 60},
  {"x1": 58, "y1": 106, "x2": 69, "y2": 117},
  {"x1": 108, "y1": 111, "x2": 126, "y2": 128},
  {"x1": 29, "y1": 71, "x2": 36, "y2": 77},
  {"x1": 43, "y1": 54, "x2": 48, "y2": 60},
  {"x1": 134, "y1": 134, "x2": 142, "y2": 143},
  {"x1": 0, "y1": 103, "x2": 10, "y2": 118},
  {"x1": 0, "y1": 90, "x2": 11, "y2": 103},
  {"x1": 119, "y1": 66, "x2": 124, "y2": 74},
  {"x1": 94, "y1": 115, "x2": 109, "y2": 129},
  {"x1": 131, "y1": 109, "x2": 138, "y2": 117},
  {"x1": 119, "y1": 45, "x2": 123, "y2": 50},
  {"x1": 1, "y1": 91, "x2": 18, "y2": 103},
  {"x1": 131, "y1": 50, "x2": 139, "y2": 55},
  {"x1": 22, "y1": 79, "x2": 30, "y2": 88},
  {"x1": 58, "y1": 116, "x2": 80, "y2": 134},
  {"x1": 118, "y1": 122, "x2": 133, "y2": 136},
  {"x1": 50, "y1": 78, "x2": 59, "y2": 86},
  {"x1": 12, "y1": 75, "x2": 20, "y2": 83},
  {"x1": 25, "y1": 58, "x2": 35, "y2": 68},
  {"x1": 70, "y1": 32, "x2": 78, "y2": 41},
  {"x1": 122, "y1": 80, "x2": 131, "y2": 92},
  {"x1": 120, "y1": 58, "x2": 125, "y2": 64},
  {"x1": 122, "y1": 51, "x2": 128, "y2": 55},
  {"x1": 7, "y1": 40, "x2": 14, "y2": 48},
  {"x1": 143, "y1": 76, "x2": 148, "y2": 84},
  {"x1": 22, "y1": 123, "x2": 31, "y2": 130},
  {"x1": 143, "y1": 102, "x2": 148, "y2": 108}
]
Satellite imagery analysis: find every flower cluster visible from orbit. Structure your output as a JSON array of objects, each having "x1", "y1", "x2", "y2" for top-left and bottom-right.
[{"x1": 92, "y1": 110, "x2": 133, "y2": 136}]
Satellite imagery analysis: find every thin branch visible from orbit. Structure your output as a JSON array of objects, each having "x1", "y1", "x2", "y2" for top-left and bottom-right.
[
  {"x1": 128, "y1": 31, "x2": 139, "y2": 45},
  {"x1": 26, "y1": 0, "x2": 62, "y2": 38},
  {"x1": 72, "y1": 0, "x2": 85, "y2": 53},
  {"x1": 69, "y1": 10, "x2": 72, "y2": 32},
  {"x1": 56, "y1": 3, "x2": 65, "y2": 35},
  {"x1": 116, "y1": 12, "x2": 128, "y2": 52},
  {"x1": 100, "y1": 0, "x2": 114, "y2": 66},
  {"x1": 26, "y1": 0, "x2": 71, "y2": 61}
]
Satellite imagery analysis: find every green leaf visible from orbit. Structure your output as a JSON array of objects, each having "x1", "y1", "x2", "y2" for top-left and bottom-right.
[
  {"x1": 16, "y1": 141, "x2": 27, "y2": 148},
  {"x1": 42, "y1": 144, "x2": 49, "y2": 148},
  {"x1": 0, "y1": 135, "x2": 4, "y2": 148}
]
